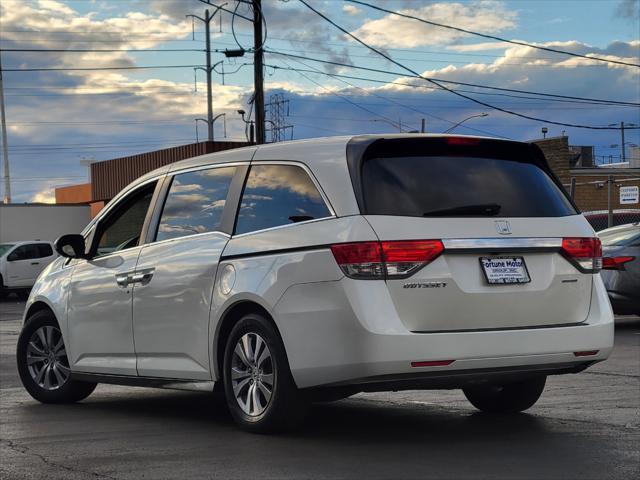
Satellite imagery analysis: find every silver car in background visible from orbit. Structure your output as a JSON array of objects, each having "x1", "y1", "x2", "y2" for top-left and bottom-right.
[{"x1": 599, "y1": 223, "x2": 640, "y2": 316}]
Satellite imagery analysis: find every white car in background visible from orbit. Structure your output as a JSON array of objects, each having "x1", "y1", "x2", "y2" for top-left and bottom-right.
[
  {"x1": 16, "y1": 135, "x2": 614, "y2": 432},
  {"x1": 0, "y1": 241, "x2": 57, "y2": 299}
]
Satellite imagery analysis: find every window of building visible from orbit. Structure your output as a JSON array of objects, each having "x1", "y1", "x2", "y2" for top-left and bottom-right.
[
  {"x1": 156, "y1": 167, "x2": 236, "y2": 242},
  {"x1": 235, "y1": 164, "x2": 331, "y2": 235}
]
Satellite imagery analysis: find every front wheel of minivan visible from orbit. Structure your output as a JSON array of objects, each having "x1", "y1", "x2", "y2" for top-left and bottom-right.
[
  {"x1": 222, "y1": 313, "x2": 308, "y2": 433},
  {"x1": 17, "y1": 310, "x2": 97, "y2": 404},
  {"x1": 463, "y1": 376, "x2": 546, "y2": 414}
]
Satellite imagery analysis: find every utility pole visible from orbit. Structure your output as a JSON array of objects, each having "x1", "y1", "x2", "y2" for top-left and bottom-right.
[
  {"x1": 0, "y1": 52, "x2": 10, "y2": 204},
  {"x1": 205, "y1": 9, "x2": 214, "y2": 141},
  {"x1": 253, "y1": 0, "x2": 265, "y2": 144},
  {"x1": 620, "y1": 121, "x2": 626, "y2": 163},
  {"x1": 188, "y1": 4, "x2": 225, "y2": 142},
  {"x1": 610, "y1": 121, "x2": 638, "y2": 163},
  {"x1": 421, "y1": 118, "x2": 426, "y2": 133},
  {"x1": 607, "y1": 175, "x2": 614, "y2": 228}
]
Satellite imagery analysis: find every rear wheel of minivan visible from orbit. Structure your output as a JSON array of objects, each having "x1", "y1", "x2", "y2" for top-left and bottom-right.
[
  {"x1": 222, "y1": 313, "x2": 308, "y2": 433},
  {"x1": 17, "y1": 310, "x2": 97, "y2": 403},
  {"x1": 463, "y1": 376, "x2": 546, "y2": 413}
]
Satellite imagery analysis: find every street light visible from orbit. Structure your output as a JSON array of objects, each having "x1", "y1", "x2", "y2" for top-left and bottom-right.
[
  {"x1": 195, "y1": 113, "x2": 225, "y2": 142},
  {"x1": 443, "y1": 113, "x2": 489, "y2": 134},
  {"x1": 237, "y1": 110, "x2": 255, "y2": 143}
]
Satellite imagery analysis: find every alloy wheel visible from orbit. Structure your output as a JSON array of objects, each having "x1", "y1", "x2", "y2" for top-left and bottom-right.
[
  {"x1": 231, "y1": 332, "x2": 274, "y2": 416},
  {"x1": 26, "y1": 326, "x2": 70, "y2": 390}
]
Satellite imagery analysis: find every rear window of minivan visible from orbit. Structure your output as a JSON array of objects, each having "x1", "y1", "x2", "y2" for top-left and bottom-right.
[{"x1": 361, "y1": 155, "x2": 576, "y2": 218}]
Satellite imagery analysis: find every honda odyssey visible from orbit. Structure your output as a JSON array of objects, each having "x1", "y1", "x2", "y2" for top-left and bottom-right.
[{"x1": 17, "y1": 135, "x2": 614, "y2": 432}]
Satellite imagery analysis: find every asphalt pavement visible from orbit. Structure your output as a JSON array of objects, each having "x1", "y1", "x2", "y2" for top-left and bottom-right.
[{"x1": 1, "y1": 298, "x2": 638, "y2": 480}]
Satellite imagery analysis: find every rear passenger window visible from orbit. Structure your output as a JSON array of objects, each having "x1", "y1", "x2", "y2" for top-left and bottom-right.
[
  {"x1": 235, "y1": 164, "x2": 331, "y2": 235},
  {"x1": 156, "y1": 167, "x2": 236, "y2": 242},
  {"x1": 36, "y1": 244, "x2": 53, "y2": 258}
]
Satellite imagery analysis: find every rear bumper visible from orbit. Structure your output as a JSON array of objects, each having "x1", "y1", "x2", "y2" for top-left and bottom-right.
[
  {"x1": 311, "y1": 362, "x2": 594, "y2": 395},
  {"x1": 274, "y1": 274, "x2": 614, "y2": 389}
]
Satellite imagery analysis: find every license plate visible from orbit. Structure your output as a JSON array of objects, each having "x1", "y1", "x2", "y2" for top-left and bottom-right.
[{"x1": 479, "y1": 256, "x2": 531, "y2": 284}]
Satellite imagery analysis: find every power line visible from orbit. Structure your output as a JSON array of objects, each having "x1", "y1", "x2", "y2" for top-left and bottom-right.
[
  {"x1": 1, "y1": 48, "x2": 204, "y2": 53},
  {"x1": 3, "y1": 64, "x2": 205, "y2": 72},
  {"x1": 265, "y1": 50, "x2": 640, "y2": 107},
  {"x1": 282, "y1": 56, "x2": 509, "y2": 138},
  {"x1": 278, "y1": 57, "x2": 412, "y2": 133},
  {"x1": 1, "y1": 45, "x2": 619, "y2": 69},
  {"x1": 264, "y1": 63, "x2": 637, "y2": 107},
  {"x1": 237, "y1": 31, "x2": 620, "y2": 62},
  {"x1": 6, "y1": 120, "x2": 193, "y2": 125},
  {"x1": 346, "y1": 0, "x2": 640, "y2": 68},
  {"x1": 298, "y1": 0, "x2": 639, "y2": 130}
]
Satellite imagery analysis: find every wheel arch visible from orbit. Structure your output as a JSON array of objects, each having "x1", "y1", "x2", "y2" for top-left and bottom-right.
[
  {"x1": 212, "y1": 299, "x2": 286, "y2": 381},
  {"x1": 24, "y1": 300, "x2": 57, "y2": 325}
]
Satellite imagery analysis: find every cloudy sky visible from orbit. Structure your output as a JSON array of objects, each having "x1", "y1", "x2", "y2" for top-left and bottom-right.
[{"x1": 1, "y1": 0, "x2": 639, "y2": 203}]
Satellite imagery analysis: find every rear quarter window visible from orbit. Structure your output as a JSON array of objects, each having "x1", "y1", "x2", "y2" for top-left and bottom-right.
[
  {"x1": 235, "y1": 164, "x2": 332, "y2": 235},
  {"x1": 362, "y1": 156, "x2": 576, "y2": 218}
]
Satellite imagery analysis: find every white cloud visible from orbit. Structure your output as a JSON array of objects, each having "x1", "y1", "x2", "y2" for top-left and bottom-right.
[
  {"x1": 342, "y1": 5, "x2": 362, "y2": 16},
  {"x1": 351, "y1": 1, "x2": 517, "y2": 48},
  {"x1": 32, "y1": 188, "x2": 56, "y2": 204}
]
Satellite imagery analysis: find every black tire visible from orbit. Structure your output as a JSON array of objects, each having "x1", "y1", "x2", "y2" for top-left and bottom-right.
[
  {"x1": 222, "y1": 312, "x2": 308, "y2": 433},
  {"x1": 463, "y1": 376, "x2": 546, "y2": 414},
  {"x1": 17, "y1": 310, "x2": 97, "y2": 404}
]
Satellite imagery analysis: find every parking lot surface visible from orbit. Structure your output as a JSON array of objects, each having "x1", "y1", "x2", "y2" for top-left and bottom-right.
[{"x1": 1, "y1": 298, "x2": 638, "y2": 480}]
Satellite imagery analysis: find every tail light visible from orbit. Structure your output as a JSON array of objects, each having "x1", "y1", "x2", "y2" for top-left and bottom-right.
[
  {"x1": 602, "y1": 256, "x2": 635, "y2": 270},
  {"x1": 331, "y1": 240, "x2": 444, "y2": 279},
  {"x1": 561, "y1": 237, "x2": 602, "y2": 273},
  {"x1": 330, "y1": 242, "x2": 383, "y2": 279}
]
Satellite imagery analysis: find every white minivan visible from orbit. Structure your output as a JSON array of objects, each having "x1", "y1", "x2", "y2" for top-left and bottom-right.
[
  {"x1": 1, "y1": 241, "x2": 57, "y2": 298},
  {"x1": 17, "y1": 135, "x2": 614, "y2": 432}
]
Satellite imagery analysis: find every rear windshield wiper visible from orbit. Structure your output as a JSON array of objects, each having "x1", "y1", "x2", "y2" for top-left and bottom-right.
[{"x1": 423, "y1": 203, "x2": 501, "y2": 217}]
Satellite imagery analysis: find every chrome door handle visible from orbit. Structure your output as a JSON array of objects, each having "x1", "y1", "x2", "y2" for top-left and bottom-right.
[
  {"x1": 129, "y1": 268, "x2": 154, "y2": 285},
  {"x1": 115, "y1": 274, "x2": 130, "y2": 288}
]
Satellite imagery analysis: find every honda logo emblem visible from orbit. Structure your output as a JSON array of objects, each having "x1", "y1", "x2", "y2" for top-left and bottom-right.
[{"x1": 495, "y1": 220, "x2": 512, "y2": 235}]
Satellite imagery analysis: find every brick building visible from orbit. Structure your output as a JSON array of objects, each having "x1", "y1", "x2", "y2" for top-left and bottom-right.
[
  {"x1": 56, "y1": 140, "x2": 250, "y2": 217},
  {"x1": 533, "y1": 136, "x2": 640, "y2": 213}
]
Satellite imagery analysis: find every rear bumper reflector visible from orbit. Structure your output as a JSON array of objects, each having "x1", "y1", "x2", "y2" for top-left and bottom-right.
[
  {"x1": 573, "y1": 350, "x2": 599, "y2": 357},
  {"x1": 411, "y1": 360, "x2": 455, "y2": 367}
]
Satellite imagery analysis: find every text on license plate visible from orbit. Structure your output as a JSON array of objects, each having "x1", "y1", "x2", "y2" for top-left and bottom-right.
[{"x1": 479, "y1": 256, "x2": 531, "y2": 284}]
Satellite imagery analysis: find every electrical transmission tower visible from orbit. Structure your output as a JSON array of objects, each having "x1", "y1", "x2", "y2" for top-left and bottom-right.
[{"x1": 266, "y1": 94, "x2": 293, "y2": 143}]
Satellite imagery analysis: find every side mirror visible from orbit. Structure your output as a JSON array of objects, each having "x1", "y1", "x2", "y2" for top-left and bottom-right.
[{"x1": 54, "y1": 234, "x2": 89, "y2": 259}]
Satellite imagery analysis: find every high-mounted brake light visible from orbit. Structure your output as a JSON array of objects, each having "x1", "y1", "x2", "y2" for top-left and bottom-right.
[
  {"x1": 331, "y1": 240, "x2": 444, "y2": 279},
  {"x1": 561, "y1": 237, "x2": 602, "y2": 273},
  {"x1": 602, "y1": 256, "x2": 635, "y2": 270},
  {"x1": 445, "y1": 137, "x2": 482, "y2": 146}
]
